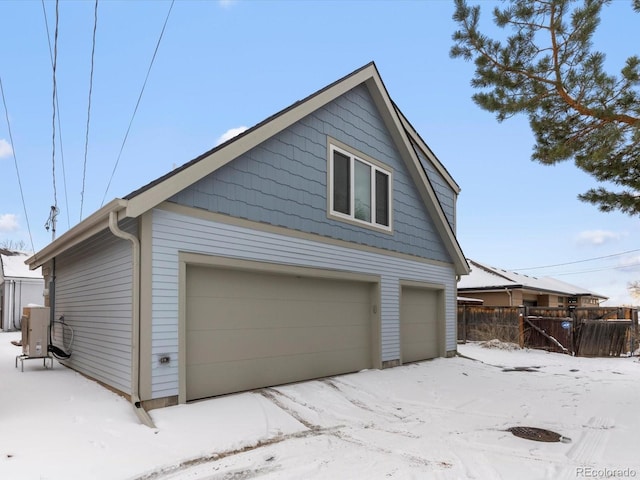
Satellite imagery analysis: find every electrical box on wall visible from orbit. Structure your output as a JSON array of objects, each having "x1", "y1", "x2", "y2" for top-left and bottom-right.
[{"x1": 22, "y1": 307, "x2": 50, "y2": 358}]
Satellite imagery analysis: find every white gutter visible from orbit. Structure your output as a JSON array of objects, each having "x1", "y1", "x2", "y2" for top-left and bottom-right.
[{"x1": 108, "y1": 211, "x2": 156, "y2": 428}]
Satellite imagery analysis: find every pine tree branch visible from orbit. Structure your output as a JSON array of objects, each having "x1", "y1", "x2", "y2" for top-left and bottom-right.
[{"x1": 549, "y1": 2, "x2": 639, "y2": 126}]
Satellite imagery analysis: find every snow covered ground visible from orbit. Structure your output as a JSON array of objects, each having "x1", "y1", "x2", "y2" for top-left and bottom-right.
[{"x1": 1, "y1": 331, "x2": 638, "y2": 480}]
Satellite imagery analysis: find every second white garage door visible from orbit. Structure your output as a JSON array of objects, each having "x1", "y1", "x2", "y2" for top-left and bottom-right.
[
  {"x1": 185, "y1": 264, "x2": 375, "y2": 401},
  {"x1": 400, "y1": 286, "x2": 440, "y2": 363}
]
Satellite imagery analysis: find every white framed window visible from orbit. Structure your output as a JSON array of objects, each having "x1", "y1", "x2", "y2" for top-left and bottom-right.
[{"x1": 328, "y1": 143, "x2": 392, "y2": 232}]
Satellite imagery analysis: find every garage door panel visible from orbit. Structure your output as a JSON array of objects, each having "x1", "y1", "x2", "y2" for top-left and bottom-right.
[
  {"x1": 401, "y1": 286, "x2": 439, "y2": 363},
  {"x1": 187, "y1": 296, "x2": 371, "y2": 330},
  {"x1": 187, "y1": 324, "x2": 371, "y2": 365},
  {"x1": 185, "y1": 264, "x2": 374, "y2": 401},
  {"x1": 188, "y1": 267, "x2": 368, "y2": 301},
  {"x1": 187, "y1": 347, "x2": 371, "y2": 400},
  {"x1": 401, "y1": 321, "x2": 431, "y2": 338}
]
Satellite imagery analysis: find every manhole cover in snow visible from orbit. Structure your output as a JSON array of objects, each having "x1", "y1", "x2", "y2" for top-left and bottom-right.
[{"x1": 507, "y1": 426, "x2": 570, "y2": 443}]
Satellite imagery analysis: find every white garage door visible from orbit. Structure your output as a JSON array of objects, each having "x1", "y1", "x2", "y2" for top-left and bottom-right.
[
  {"x1": 186, "y1": 264, "x2": 374, "y2": 401},
  {"x1": 400, "y1": 286, "x2": 440, "y2": 363}
]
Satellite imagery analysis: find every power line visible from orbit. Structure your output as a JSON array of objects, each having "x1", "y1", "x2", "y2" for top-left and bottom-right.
[
  {"x1": 41, "y1": 0, "x2": 70, "y2": 230},
  {"x1": 50, "y1": 0, "x2": 59, "y2": 219},
  {"x1": 101, "y1": 0, "x2": 175, "y2": 206},
  {"x1": 542, "y1": 260, "x2": 640, "y2": 277},
  {"x1": 511, "y1": 248, "x2": 640, "y2": 271},
  {"x1": 0, "y1": 76, "x2": 36, "y2": 254},
  {"x1": 80, "y1": 0, "x2": 99, "y2": 222}
]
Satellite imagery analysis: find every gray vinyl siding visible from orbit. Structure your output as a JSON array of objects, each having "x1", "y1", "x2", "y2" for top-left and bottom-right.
[
  {"x1": 53, "y1": 219, "x2": 136, "y2": 395},
  {"x1": 1, "y1": 277, "x2": 44, "y2": 331},
  {"x1": 150, "y1": 208, "x2": 456, "y2": 399},
  {"x1": 413, "y1": 144, "x2": 456, "y2": 230},
  {"x1": 170, "y1": 84, "x2": 450, "y2": 264}
]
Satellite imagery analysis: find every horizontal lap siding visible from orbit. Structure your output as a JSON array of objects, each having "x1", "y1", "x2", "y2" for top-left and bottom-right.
[
  {"x1": 54, "y1": 220, "x2": 135, "y2": 395},
  {"x1": 151, "y1": 209, "x2": 456, "y2": 399}
]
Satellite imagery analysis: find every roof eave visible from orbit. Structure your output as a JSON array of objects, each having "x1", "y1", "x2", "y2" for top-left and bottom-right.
[
  {"x1": 394, "y1": 105, "x2": 461, "y2": 194},
  {"x1": 124, "y1": 64, "x2": 379, "y2": 220},
  {"x1": 458, "y1": 285, "x2": 524, "y2": 292},
  {"x1": 26, "y1": 199, "x2": 128, "y2": 269},
  {"x1": 459, "y1": 285, "x2": 608, "y2": 300}
]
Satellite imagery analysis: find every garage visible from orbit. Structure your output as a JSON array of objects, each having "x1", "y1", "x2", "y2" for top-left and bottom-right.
[
  {"x1": 400, "y1": 285, "x2": 441, "y2": 363},
  {"x1": 185, "y1": 263, "x2": 376, "y2": 401}
]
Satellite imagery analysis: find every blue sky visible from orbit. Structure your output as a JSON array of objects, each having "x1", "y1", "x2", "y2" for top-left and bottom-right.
[{"x1": 0, "y1": 0, "x2": 638, "y2": 305}]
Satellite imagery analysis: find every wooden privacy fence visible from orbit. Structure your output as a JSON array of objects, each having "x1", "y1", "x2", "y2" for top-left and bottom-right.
[
  {"x1": 523, "y1": 316, "x2": 572, "y2": 354},
  {"x1": 458, "y1": 305, "x2": 638, "y2": 357},
  {"x1": 574, "y1": 320, "x2": 632, "y2": 357},
  {"x1": 458, "y1": 306, "x2": 521, "y2": 344}
]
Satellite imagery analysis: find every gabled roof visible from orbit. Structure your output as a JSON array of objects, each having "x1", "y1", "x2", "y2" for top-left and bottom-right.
[
  {"x1": 27, "y1": 62, "x2": 469, "y2": 275},
  {"x1": 1, "y1": 251, "x2": 42, "y2": 280},
  {"x1": 459, "y1": 259, "x2": 608, "y2": 300}
]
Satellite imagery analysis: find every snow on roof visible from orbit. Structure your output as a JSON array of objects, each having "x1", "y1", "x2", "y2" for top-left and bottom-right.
[
  {"x1": 457, "y1": 295, "x2": 484, "y2": 304},
  {"x1": 457, "y1": 260, "x2": 520, "y2": 290},
  {"x1": 459, "y1": 259, "x2": 607, "y2": 299},
  {"x1": 0, "y1": 252, "x2": 42, "y2": 279},
  {"x1": 537, "y1": 275, "x2": 608, "y2": 299}
]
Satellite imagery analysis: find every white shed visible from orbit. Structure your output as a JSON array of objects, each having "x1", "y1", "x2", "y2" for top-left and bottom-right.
[{"x1": 0, "y1": 251, "x2": 45, "y2": 331}]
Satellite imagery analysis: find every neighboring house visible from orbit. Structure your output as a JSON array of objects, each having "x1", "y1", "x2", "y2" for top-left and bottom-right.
[
  {"x1": 1, "y1": 250, "x2": 44, "y2": 331},
  {"x1": 458, "y1": 259, "x2": 607, "y2": 307},
  {"x1": 25, "y1": 63, "x2": 469, "y2": 424}
]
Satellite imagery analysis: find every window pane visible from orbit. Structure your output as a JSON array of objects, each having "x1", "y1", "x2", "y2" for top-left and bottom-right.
[
  {"x1": 375, "y1": 170, "x2": 389, "y2": 226},
  {"x1": 333, "y1": 151, "x2": 350, "y2": 215},
  {"x1": 354, "y1": 160, "x2": 371, "y2": 222}
]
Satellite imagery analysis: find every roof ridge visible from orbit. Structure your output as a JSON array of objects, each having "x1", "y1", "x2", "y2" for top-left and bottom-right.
[{"x1": 124, "y1": 61, "x2": 378, "y2": 201}]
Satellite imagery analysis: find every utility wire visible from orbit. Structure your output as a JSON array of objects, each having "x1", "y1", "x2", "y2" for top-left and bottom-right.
[
  {"x1": 511, "y1": 248, "x2": 640, "y2": 271},
  {"x1": 542, "y1": 260, "x2": 640, "y2": 277},
  {"x1": 50, "y1": 0, "x2": 59, "y2": 214},
  {"x1": 41, "y1": 0, "x2": 70, "y2": 230},
  {"x1": 0, "y1": 76, "x2": 36, "y2": 254},
  {"x1": 80, "y1": 0, "x2": 99, "y2": 221},
  {"x1": 101, "y1": 0, "x2": 175, "y2": 206}
]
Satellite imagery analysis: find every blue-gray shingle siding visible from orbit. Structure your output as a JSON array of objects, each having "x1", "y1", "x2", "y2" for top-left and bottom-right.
[
  {"x1": 170, "y1": 85, "x2": 451, "y2": 264},
  {"x1": 414, "y1": 144, "x2": 456, "y2": 230}
]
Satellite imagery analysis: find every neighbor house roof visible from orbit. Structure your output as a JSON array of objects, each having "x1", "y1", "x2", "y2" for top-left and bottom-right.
[
  {"x1": 459, "y1": 259, "x2": 608, "y2": 300},
  {"x1": 1, "y1": 252, "x2": 43, "y2": 280},
  {"x1": 26, "y1": 62, "x2": 469, "y2": 275},
  {"x1": 457, "y1": 295, "x2": 484, "y2": 304}
]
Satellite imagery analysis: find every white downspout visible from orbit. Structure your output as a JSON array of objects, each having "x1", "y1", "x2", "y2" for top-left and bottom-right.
[
  {"x1": 109, "y1": 211, "x2": 155, "y2": 428},
  {"x1": 11, "y1": 280, "x2": 17, "y2": 330},
  {"x1": 7, "y1": 280, "x2": 14, "y2": 331},
  {"x1": 505, "y1": 287, "x2": 513, "y2": 306}
]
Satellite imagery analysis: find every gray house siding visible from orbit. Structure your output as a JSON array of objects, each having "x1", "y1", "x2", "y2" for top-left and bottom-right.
[
  {"x1": 1, "y1": 277, "x2": 44, "y2": 331},
  {"x1": 53, "y1": 219, "x2": 136, "y2": 395},
  {"x1": 150, "y1": 207, "x2": 456, "y2": 399},
  {"x1": 413, "y1": 144, "x2": 456, "y2": 230},
  {"x1": 169, "y1": 84, "x2": 451, "y2": 264}
]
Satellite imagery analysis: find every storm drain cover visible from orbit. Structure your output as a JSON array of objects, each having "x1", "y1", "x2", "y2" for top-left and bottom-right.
[{"x1": 507, "y1": 426, "x2": 570, "y2": 443}]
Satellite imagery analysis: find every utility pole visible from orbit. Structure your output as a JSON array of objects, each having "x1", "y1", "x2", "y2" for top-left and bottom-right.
[{"x1": 44, "y1": 205, "x2": 59, "y2": 242}]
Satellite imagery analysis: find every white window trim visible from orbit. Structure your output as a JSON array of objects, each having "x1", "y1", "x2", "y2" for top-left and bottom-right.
[{"x1": 328, "y1": 142, "x2": 393, "y2": 233}]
